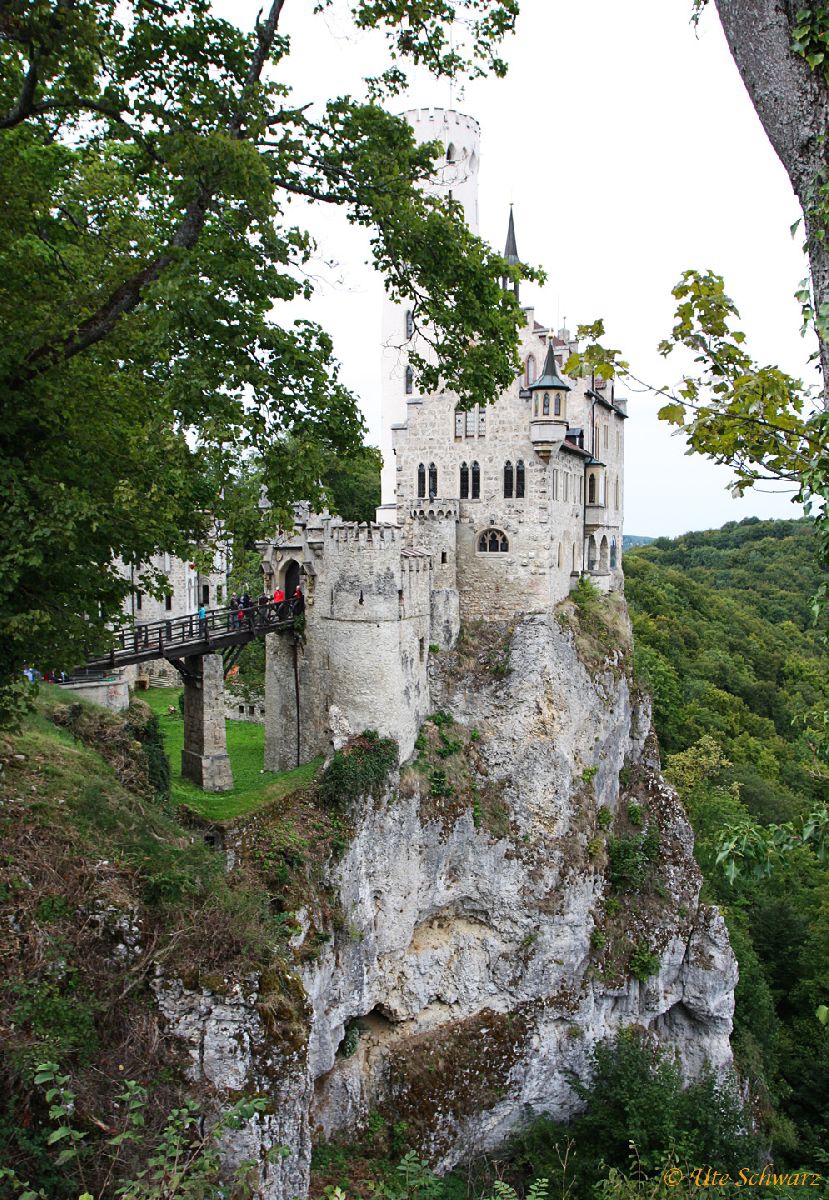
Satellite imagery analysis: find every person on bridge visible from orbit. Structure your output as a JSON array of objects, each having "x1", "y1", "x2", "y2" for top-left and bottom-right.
[
  {"x1": 273, "y1": 585, "x2": 285, "y2": 619},
  {"x1": 291, "y1": 586, "x2": 304, "y2": 617},
  {"x1": 230, "y1": 592, "x2": 239, "y2": 628},
  {"x1": 198, "y1": 602, "x2": 207, "y2": 638}
]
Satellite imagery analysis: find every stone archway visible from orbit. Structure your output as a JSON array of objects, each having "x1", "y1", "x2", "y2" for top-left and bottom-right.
[
  {"x1": 282, "y1": 558, "x2": 301, "y2": 598},
  {"x1": 587, "y1": 535, "x2": 598, "y2": 572},
  {"x1": 599, "y1": 535, "x2": 609, "y2": 573}
]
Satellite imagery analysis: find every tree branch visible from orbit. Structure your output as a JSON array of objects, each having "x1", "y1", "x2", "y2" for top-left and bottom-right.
[{"x1": 10, "y1": 0, "x2": 288, "y2": 389}]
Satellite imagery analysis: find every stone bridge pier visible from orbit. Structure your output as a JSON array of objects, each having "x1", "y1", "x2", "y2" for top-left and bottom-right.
[{"x1": 181, "y1": 653, "x2": 233, "y2": 792}]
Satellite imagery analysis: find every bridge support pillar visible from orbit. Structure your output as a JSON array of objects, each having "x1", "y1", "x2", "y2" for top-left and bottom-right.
[{"x1": 181, "y1": 653, "x2": 233, "y2": 792}]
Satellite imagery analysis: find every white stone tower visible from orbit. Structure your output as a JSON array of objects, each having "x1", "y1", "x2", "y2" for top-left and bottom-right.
[{"x1": 377, "y1": 108, "x2": 481, "y2": 520}]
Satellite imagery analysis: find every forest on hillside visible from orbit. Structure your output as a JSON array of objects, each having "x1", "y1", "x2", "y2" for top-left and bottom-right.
[{"x1": 624, "y1": 518, "x2": 829, "y2": 1165}]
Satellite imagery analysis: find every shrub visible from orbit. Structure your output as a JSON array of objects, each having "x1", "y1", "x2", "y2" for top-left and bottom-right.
[
  {"x1": 319, "y1": 731, "x2": 398, "y2": 809},
  {"x1": 629, "y1": 940, "x2": 660, "y2": 981},
  {"x1": 582, "y1": 765, "x2": 598, "y2": 784},
  {"x1": 597, "y1": 805, "x2": 612, "y2": 830},
  {"x1": 627, "y1": 801, "x2": 643, "y2": 827}
]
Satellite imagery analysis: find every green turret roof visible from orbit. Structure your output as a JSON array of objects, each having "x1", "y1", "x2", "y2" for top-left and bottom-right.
[
  {"x1": 529, "y1": 340, "x2": 571, "y2": 392},
  {"x1": 504, "y1": 206, "x2": 519, "y2": 266}
]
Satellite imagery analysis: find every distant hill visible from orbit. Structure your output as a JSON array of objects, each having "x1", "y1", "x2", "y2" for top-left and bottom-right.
[
  {"x1": 625, "y1": 515, "x2": 829, "y2": 1163},
  {"x1": 623, "y1": 534, "x2": 654, "y2": 549}
]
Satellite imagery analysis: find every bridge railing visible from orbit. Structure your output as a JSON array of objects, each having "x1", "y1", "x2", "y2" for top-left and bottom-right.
[{"x1": 100, "y1": 600, "x2": 297, "y2": 666}]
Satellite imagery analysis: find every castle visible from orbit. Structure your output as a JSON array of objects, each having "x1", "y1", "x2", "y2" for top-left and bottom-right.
[{"x1": 259, "y1": 108, "x2": 626, "y2": 769}]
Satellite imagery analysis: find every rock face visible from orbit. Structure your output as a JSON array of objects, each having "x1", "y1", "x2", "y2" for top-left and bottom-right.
[{"x1": 158, "y1": 607, "x2": 737, "y2": 1197}]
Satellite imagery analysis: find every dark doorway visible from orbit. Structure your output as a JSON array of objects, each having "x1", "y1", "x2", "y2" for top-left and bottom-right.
[
  {"x1": 284, "y1": 559, "x2": 300, "y2": 598},
  {"x1": 201, "y1": 583, "x2": 210, "y2": 605}
]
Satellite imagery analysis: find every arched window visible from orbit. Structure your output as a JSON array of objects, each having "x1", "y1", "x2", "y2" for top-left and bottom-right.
[
  {"x1": 542, "y1": 392, "x2": 550, "y2": 416},
  {"x1": 417, "y1": 463, "x2": 426, "y2": 498},
  {"x1": 554, "y1": 393, "x2": 562, "y2": 416},
  {"x1": 515, "y1": 459, "x2": 525, "y2": 498},
  {"x1": 471, "y1": 461, "x2": 480, "y2": 499},
  {"x1": 588, "y1": 474, "x2": 596, "y2": 504},
  {"x1": 405, "y1": 310, "x2": 414, "y2": 339},
  {"x1": 428, "y1": 462, "x2": 438, "y2": 498},
  {"x1": 525, "y1": 355, "x2": 537, "y2": 387},
  {"x1": 460, "y1": 462, "x2": 469, "y2": 499},
  {"x1": 478, "y1": 529, "x2": 509, "y2": 553},
  {"x1": 503, "y1": 460, "x2": 514, "y2": 499},
  {"x1": 405, "y1": 365, "x2": 414, "y2": 395},
  {"x1": 610, "y1": 538, "x2": 618, "y2": 569},
  {"x1": 446, "y1": 143, "x2": 457, "y2": 163}
]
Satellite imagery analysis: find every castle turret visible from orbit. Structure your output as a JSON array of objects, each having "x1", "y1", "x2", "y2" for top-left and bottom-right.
[
  {"x1": 528, "y1": 340, "x2": 571, "y2": 459},
  {"x1": 502, "y1": 205, "x2": 520, "y2": 301},
  {"x1": 378, "y1": 109, "x2": 481, "y2": 520}
]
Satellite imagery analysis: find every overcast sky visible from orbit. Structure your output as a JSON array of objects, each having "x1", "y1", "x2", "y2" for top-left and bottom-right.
[{"x1": 218, "y1": 0, "x2": 814, "y2": 537}]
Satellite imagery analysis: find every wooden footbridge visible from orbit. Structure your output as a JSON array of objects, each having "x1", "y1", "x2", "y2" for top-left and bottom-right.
[
  {"x1": 77, "y1": 601, "x2": 301, "y2": 794},
  {"x1": 84, "y1": 601, "x2": 298, "y2": 679}
]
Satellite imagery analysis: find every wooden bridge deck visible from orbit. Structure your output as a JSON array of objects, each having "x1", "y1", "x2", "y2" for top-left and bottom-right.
[{"x1": 83, "y1": 602, "x2": 297, "y2": 672}]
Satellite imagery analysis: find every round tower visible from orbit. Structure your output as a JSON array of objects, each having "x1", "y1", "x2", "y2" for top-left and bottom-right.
[{"x1": 378, "y1": 109, "x2": 481, "y2": 520}]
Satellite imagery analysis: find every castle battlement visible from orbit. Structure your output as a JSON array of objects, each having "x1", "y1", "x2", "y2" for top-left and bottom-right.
[
  {"x1": 405, "y1": 107, "x2": 481, "y2": 135},
  {"x1": 327, "y1": 522, "x2": 400, "y2": 549}
]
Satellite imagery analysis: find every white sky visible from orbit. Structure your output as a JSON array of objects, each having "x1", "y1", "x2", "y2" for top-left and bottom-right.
[{"x1": 218, "y1": 0, "x2": 815, "y2": 537}]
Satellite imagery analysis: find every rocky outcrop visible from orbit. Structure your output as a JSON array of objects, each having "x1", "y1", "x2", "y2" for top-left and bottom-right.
[{"x1": 156, "y1": 606, "x2": 737, "y2": 1197}]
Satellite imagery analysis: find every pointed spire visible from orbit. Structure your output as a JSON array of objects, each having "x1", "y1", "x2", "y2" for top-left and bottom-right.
[
  {"x1": 529, "y1": 339, "x2": 572, "y2": 392},
  {"x1": 504, "y1": 204, "x2": 519, "y2": 266}
]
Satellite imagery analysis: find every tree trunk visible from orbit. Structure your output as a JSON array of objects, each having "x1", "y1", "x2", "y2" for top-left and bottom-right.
[{"x1": 714, "y1": 0, "x2": 829, "y2": 401}]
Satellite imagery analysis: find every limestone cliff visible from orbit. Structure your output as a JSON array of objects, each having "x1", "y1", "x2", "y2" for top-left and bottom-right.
[{"x1": 157, "y1": 601, "x2": 736, "y2": 1197}]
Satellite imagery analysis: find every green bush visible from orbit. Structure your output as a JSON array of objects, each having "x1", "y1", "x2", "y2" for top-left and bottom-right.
[
  {"x1": 627, "y1": 800, "x2": 643, "y2": 827},
  {"x1": 319, "y1": 731, "x2": 398, "y2": 809},
  {"x1": 504, "y1": 1029, "x2": 762, "y2": 1199},
  {"x1": 597, "y1": 805, "x2": 612, "y2": 830},
  {"x1": 629, "y1": 940, "x2": 660, "y2": 981}
]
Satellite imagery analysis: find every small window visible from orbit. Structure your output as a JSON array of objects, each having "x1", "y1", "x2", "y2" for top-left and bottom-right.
[
  {"x1": 543, "y1": 392, "x2": 550, "y2": 416},
  {"x1": 478, "y1": 528, "x2": 509, "y2": 553},
  {"x1": 136, "y1": 591, "x2": 143, "y2": 611},
  {"x1": 588, "y1": 475, "x2": 596, "y2": 504},
  {"x1": 557, "y1": 542, "x2": 563, "y2": 568},
  {"x1": 604, "y1": 424, "x2": 609, "y2": 448},
  {"x1": 405, "y1": 365, "x2": 414, "y2": 395},
  {"x1": 419, "y1": 637, "x2": 425, "y2": 661},
  {"x1": 455, "y1": 409, "x2": 464, "y2": 438},
  {"x1": 405, "y1": 309, "x2": 414, "y2": 338},
  {"x1": 563, "y1": 473, "x2": 568, "y2": 503},
  {"x1": 248, "y1": 705, "x2": 255, "y2": 716},
  {"x1": 441, "y1": 551, "x2": 447, "y2": 565},
  {"x1": 446, "y1": 142, "x2": 457, "y2": 162},
  {"x1": 239, "y1": 705, "x2": 245, "y2": 715},
  {"x1": 554, "y1": 393, "x2": 562, "y2": 417},
  {"x1": 471, "y1": 461, "x2": 480, "y2": 499},
  {"x1": 165, "y1": 594, "x2": 173, "y2": 611},
  {"x1": 610, "y1": 538, "x2": 618, "y2": 569},
  {"x1": 460, "y1": 462, "x2": 469, "y2": 499},
  {"x1": 428, "y1": 462, "x2": 438, "y2": 497},
  {"x1": 478, "y1": 407, "x2": 486, "y2": 436},
  {"x1": 202, "y1": 584, "x2": 210, "y2": 604},
  {"x1": 504, "y1": 461, "x2": 514, "y2": 499},
  {"x1": 615, "y1": 477, "x2": 620, "y2": 509},
  {"x1": 525, "y1": 355, "x2": 536, "y2": 387},
  {"x1": 465, "y1": 408, "x2": 476, "y2": 438},
  {"x1": 579, "y1": 477, "x2": 584, "y2": 503},
  {"x1": 552, "y1": 469, "x2": 559, "y2": 501},
  {"x1": 417, "y1": 463, "x2": 426, "y2": 498},
  {"x1": 516, "y1": 459, "x2": 525, "y2": 498}
]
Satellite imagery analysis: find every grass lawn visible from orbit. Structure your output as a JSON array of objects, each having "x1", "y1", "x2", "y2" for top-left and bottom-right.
[{"x1": 141, "y1": 686, "x2": 321, "y2": 821}]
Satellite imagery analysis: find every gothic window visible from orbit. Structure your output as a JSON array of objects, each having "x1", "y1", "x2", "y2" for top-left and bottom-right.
[
  {"x1": 543, "y1": 392, "x2": 550, "y2": 416},
  {"x1": 405, "y1": 310, "x2": 414, "y2": 339},
  {"x1": 417, "y1": 463, "x2": 426, "y2": 498},
  {"x1": 610, "y1": 537, "x2": 618, "y2": 569},
  {"x1": 554, "y1": 393, "x2": 562, "y2": 417},
  {"x1": 428, "y1": 462, "x2": 438, "y2": 497},
  {"x1": 460, "y1": 462, "x2": 469, "y2": 499},
  {"x1": 446, "y1": 142, "x2": 457, "y2": 162},
  {"x1": 465, "y1": 408, "x2": 476, "y2": 437},
  {"x1": 503, "y1": 460, "x2": 513, "y2": 499},
  {"x1": 563, "y1": 472, "x2": 569, "y2": 502},
  {"x1": 552, "y1": 469, "x2": 559, "y2": 501},
  {"x1": 525, "y1": 354, "x2": 537, "y2": 387},
  {"x1": 470, "y1": 460, "x2": 480, "y2": 498},
  {"x1": 455, "y1": 409, "x2": 464, "y2": 438},
  {"x1": 588, "y1": 474, "x2": 596, "y2": 504},
  {"x1": 516, "y1": 459, "x2": 525, "y2": 498},
  {"x1": 478, "y1": 529, "x2": 509, "y2": 553},
  {"x1": 405, "y1": 365, "x2": 414, "y2": 395},
  {"x1": 478, "y1": 407, "x2": 486, "y2": 436},
  {"x1": 615, "y1": 477, "x2": 620, "y2": 509}
]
